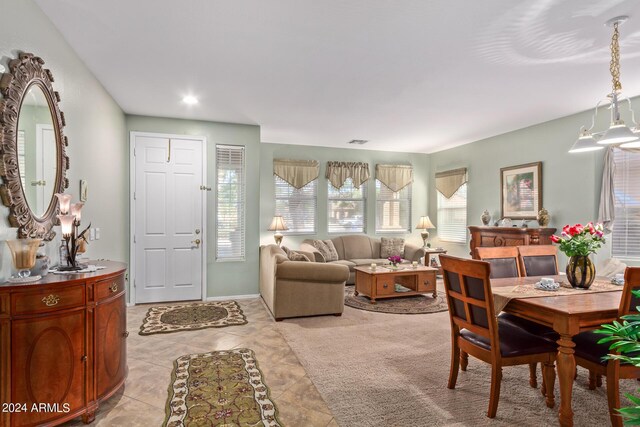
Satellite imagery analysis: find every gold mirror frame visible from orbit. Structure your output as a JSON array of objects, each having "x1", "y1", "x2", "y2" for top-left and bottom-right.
[{"x1": 0, "y1": 53, "x2": 69, "y2": 240}]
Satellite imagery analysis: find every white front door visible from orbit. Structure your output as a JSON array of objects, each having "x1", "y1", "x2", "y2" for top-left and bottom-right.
[{"x1": 133, "y1": 134, "x2": 205, "y2": 303}]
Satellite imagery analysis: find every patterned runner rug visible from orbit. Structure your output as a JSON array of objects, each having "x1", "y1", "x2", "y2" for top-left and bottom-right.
[
  {"x1": 164, "y1": 348, "x2": 281, "y2": 427},
  {"x1": 139, "y1": 301, "x2": 247, "y2": 335},
  {"x1": 344, "y1": 286, "x2": 448, "y2": 314}
]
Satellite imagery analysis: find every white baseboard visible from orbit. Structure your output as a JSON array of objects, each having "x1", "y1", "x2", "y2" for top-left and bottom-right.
[{"x1": 206, "y1": 294, "x2": 260, "y2": 301}]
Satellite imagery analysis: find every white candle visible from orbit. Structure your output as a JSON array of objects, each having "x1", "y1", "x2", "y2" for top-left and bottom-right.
[
  {"x1": 412, "y1": 261, "x2": 418, "y2": 268},
  {"x1": 370, "y1": 263, "x2": 376, "y2": 270}
]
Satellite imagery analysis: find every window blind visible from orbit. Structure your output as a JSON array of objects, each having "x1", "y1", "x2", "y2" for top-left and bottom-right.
[
  {"x1": 613, "y1": 149, "x2": 640, "y2": 259},
  {"x1": 437, "y1": 183, "x2": 467, "y2": 243},
  {"x1": 328, "y1": 179, "x2": 366, "y2": 233},
  {"x1": 215, "y1": 145, "x2": 245, "y2": 261},
  {"x1": 275, "y1": 176, "x2": 317, "y2": 234},
  {"x1": 375, "y1": 179, "x2": 411, "y2": 233}
]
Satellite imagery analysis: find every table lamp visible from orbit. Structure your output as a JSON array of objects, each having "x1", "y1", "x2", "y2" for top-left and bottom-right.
[
  {"x1": 416, "y1": 216, "x2": 435, "y2": 248},
  {"x1": 268, "y1": 216, "x2": 288, "y2": 246}
]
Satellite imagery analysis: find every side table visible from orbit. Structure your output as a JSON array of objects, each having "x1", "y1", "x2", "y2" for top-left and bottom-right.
[{"x1": 422, "y1": 248, "x2": 448, "y2": 275}]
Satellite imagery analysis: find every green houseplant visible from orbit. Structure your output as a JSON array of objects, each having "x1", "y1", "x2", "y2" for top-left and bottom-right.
[{"x1": 595, "y1": 291, "x2": 640, "y2": 425}]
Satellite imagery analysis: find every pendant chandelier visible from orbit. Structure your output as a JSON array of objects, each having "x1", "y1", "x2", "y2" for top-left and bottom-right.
[{"x1": 570, "y1": 16, "x2": 640, "y2": 153}]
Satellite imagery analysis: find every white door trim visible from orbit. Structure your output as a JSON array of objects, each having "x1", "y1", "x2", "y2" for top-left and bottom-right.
[{"x1": 129, "y1": 131, "x2": 208, "y2": 305}]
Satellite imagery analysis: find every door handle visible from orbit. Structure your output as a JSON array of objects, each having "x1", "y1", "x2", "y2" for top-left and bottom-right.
[{"x1": 192, "y1": 239, "x2": 201, "y2": 248}]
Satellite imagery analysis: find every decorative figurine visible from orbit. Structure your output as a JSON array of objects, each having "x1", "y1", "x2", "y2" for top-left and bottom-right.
[
  {"x1": 537, "y1": 208, "x2": 550, "y2": 227},
  {"x1": 481, "y1": 210, "x2": 491, "y2": 225}
]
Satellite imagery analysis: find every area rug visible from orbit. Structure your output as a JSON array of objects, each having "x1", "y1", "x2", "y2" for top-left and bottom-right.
[
  {"x1": 139, "y1": 301, "x2": 247, "y2": 335},
  {"x1": 163, "y1": 348, "x2": 281, "y2": 427},
  {"x1": 277, "y1": 308, "x2": 638, "y2": 427},
  {"x1": 344, "y1": 286, "x2": 449, "y2": 314}
]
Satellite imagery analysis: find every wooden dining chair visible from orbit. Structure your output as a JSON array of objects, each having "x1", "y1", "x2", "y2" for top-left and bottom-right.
[
  {"x1": 475, "y1": 247, "x2": 522, "y2": 278},
  {"x1": 572, "y1": 267, "x2": 640, "y2": 427},
  {"x1": 475, "y1": 246, "x2": 556, "y2": 389},
  {"x1": 517, "y1": 245, "x2": 559, "y2": 277},
  {"x1": 440, "y1": 254, "x2": 557, "y2": 418}
]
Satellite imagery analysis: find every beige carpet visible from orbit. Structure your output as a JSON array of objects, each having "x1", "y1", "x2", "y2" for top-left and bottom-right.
[{"x1": 277, "y1": 304, "x2": 637, "y2": 426}]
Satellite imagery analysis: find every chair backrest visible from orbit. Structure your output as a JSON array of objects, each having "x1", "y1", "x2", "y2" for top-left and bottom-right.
[
  {"x1": 517, "y1": 245, "x2": 559, "y2": 276},
  {"x1": 619, "y1": 267, "x2": 640, "y2": 317},
  {"x1": 440, "y1": 255, "x2": 499, "y2": 355},
  {"x1": 475, "y1": 246, "x2": 522, "y2": 279}
]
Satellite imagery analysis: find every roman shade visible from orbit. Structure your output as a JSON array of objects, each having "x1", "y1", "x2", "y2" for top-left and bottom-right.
[
  {"x1": 325, "y1": 161, "x2": 370, "y2": 189},
  {"x1": 435, "y1": 168, "x2": 468, "y2": 199},
  {"x1": 273, "y1": 159, "x2": 319, "y2": 189},
  {"x1": 375, "y1": 164, "x2": 413, "y2": 192}
]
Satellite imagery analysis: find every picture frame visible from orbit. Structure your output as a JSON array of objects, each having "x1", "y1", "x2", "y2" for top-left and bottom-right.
[
  {"x1": 80, "y1": 179, "x2": 88, "y2": 202},
  {"x1": 500, "y1": 162, "x2": 542, "y2": 220}
]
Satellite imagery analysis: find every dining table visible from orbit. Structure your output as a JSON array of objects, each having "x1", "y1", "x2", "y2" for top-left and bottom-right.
[{"x1": 491, "y1": 275, "x2": 623, "y2": 427}]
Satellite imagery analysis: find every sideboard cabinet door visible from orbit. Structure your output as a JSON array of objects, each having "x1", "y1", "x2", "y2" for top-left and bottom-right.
[
  {"x1": 95, "y1": 293, "x2": 127, "y2": 399},
  {"x1": 11, "y1": 309, "x2": 86, "y2": 426}
]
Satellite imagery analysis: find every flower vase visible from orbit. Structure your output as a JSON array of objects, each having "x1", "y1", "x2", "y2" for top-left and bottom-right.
[{"x1": 566, "y1": 255, "x2": 595, "y2": 289}]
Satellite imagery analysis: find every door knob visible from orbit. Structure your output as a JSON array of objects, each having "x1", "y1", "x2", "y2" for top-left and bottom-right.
[{"x1": 192, "y1": 239, "x2": 201, "y2": 248}]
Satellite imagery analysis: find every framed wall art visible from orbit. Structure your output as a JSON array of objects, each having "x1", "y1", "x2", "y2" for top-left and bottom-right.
[{"x1": 500, "y1": 162, "x2": 542, "y2": 220}]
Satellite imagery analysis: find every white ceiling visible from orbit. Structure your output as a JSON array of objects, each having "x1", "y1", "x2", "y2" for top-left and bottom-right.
[{"x1": 36, "y1": 0, "x2": 640, "y2": 153}]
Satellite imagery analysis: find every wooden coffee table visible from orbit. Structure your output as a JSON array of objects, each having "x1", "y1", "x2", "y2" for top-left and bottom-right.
[{"x1": 354, "y1": 265, "x2": 438, "y2": 304}]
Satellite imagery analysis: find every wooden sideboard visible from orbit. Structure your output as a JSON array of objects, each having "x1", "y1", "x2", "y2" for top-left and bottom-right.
[
  {"x1": 468, "y1": 226, "x2": 557, "y2": 259},
  {"x1": 0, "y1": 261, "x2": 128, "y2": 426}
]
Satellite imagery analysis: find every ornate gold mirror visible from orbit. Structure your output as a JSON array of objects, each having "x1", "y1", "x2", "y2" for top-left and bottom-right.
[{"x1": 0, "y1": 53, "x2": 69, "y2": 240}]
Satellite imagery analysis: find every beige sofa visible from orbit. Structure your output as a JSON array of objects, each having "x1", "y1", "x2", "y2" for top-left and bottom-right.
[
  {"x1": 300, "y1": 235, "x2": 427, "y2": 284},
  {"x1": 259, "y1": 245, "x2": 350, "y2": 320}
]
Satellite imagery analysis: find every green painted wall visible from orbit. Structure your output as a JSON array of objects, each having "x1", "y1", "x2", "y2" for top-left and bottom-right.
[
  {"x1": 428, "y1": 107, "x2": 612, "y2": 267},
  {"x1": 125, "y1": 115, "x2": 261, "y2": 298},
  {"x1": 259, "y1": 143, "x2": 430, "y2": 249},
  {"x1": 0, "y1": 0, "x2": 128, "y2": 281}
]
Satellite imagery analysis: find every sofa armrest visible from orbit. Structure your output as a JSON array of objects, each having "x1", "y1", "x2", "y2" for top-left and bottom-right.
[
  {"x1": 404, "y1": 243, "x2": 426, "y2": 262},
  {"x1": 295, "y1": 250, "x2": 316, "y2": 262},
  {"x1": 299, "y1": 243, "x2": 326, "y2": 262},
  {"x1": 276, "y1": 261, "x2": 349, "y2": 282}
]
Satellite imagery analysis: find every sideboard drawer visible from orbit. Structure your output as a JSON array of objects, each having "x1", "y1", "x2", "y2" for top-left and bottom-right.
[
  {"x1": 95, "y1": 274, "x2": 125, "y2": 301},
  {"x1": 12, "y1": 285, "x2": 85, "y2": 315},
  {"x1": 376, "y1": 279, "x2": 395, "y2": 295}
]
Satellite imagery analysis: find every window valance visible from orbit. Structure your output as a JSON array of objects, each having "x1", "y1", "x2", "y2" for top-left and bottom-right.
[
  {"x1": 326, "y1": 161, "x2": 370, "y2": 189},
  {"x1": 435, "y1": 167, "x2": 468, "y2": 199},
  {"x1": 273, "y1": 159, "x2": 319, "y2": 189},
  {"x1": 598, "y1": 146, "x2": 640, "y2": 233},
  {"x1": 375, "y1": 164, "x2": 413, "y2": 192}
]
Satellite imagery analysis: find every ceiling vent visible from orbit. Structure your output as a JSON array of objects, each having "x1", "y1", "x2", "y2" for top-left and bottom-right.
[{"x1": 347, "y1": 139, "x2": 368, "y2": 145}]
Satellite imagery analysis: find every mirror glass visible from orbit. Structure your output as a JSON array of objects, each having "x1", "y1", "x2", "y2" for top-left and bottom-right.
[{"x1": 17, "y1": 84, "x2": 57, "y2": 218}]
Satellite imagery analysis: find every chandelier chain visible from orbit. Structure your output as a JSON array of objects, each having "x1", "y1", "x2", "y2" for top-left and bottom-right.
[{"x1": 610, "y1": 21, "x2": 622, "y2": 92}]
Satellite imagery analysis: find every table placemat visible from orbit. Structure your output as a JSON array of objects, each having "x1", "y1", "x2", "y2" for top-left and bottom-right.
[{"x1": 492, "y1": 278, "x2": 622, "y2": 314}]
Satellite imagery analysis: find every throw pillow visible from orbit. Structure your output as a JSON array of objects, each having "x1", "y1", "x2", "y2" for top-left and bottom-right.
[
  {"x1": 281, "y1": 246, "x2": 311, "y2": 262},
  {"x1": 311, "y1": 239, "x2": 339, "y2": 262},
  {"x1": 322, "y1": 240, "x2": 339, "y2": 262},
  {"x1": 380, "y1": 237, "x2": 405, "y2": 259}
]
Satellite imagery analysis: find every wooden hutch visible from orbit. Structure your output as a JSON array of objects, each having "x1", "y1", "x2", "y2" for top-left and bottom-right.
[{"x1": 468, "y1": 226, "x2": 557, "y2": 259}]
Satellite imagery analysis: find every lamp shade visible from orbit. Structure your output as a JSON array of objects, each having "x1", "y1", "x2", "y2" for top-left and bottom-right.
[
  {"x1": 415, "y1": 216, "x2": 435, "y2": 230},
  {"x1": 54, "y1": 193, "x2": 72, "y2": 214},
  {"x1": 569, "y1": 132, "x2": 603, "y2": 153},
  {"x1": 598, "y1": 123, "x2": 639, "y2": 145},
  {"x1": 268, "y1": 216, "x2": 289, "y2": 231},
  {"x1": 57, "y1": 214, "x2": 75, "y2": 237},
  {"x1": 70, "y1": 202, "x2": 84, "y2": 223}
]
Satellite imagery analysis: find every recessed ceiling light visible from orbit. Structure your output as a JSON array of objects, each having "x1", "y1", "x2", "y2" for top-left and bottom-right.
[{"x1": 182, "y1": 95, "x2": 198, "y2": 105}]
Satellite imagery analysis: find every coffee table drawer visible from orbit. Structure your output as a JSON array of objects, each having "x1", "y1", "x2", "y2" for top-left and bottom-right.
[
  {"x1": 417, "y1": 271, "x2": 436, "y2": 292},
  {"x1": 376, "y1": 279, "x2": 395, "y2": 295}
]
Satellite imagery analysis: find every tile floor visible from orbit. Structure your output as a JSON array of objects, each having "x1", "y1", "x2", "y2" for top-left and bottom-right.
[{"x1": 67, "y1": 298, "x2": 337, "y2": 427}]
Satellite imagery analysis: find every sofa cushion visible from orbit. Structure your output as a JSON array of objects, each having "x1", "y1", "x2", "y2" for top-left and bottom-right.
[
  {"x1": 311, "y1": 240, "x2": 339, "y2": 262},
  {"x1": 339, "y1": 235, "x2": 376, "y2": 260},
  {"x1": 281, "y1": 246, "x2": 310, "y2": 262},
  {"x1": 330, "y1": 259, "x2": 357, "y2": 270},
  {"x1": 380, "y1": 237, "x2": 405, "y2": 258}
]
